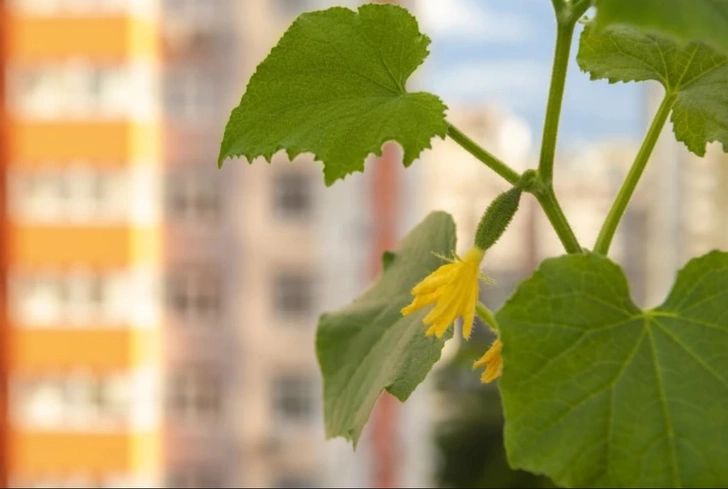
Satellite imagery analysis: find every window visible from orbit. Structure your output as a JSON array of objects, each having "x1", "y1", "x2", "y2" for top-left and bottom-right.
[
  {"x1": 11, "y1": 474, "x2": 94, "y2": 489},
  {"x1": 273, "y1": 272, "x2": 314, "y2": 319},
  {"x1": 101, "y1": 473, "x2": 158, "y2": 489},
  {"x1": 165, "y1": 69, "x2": 217, "y2": 121},
  {"x1": 274, "y1": 0, "x2": 314, "y2": 18},
  {"x1": 273, "y1": 172, "x2": 313, "y2": 221},
  {"x1": 168, "y1": 367, "x2": 224, "y2": 423},
  {"x1": 11, "y1": 0, "x2": 136, "y2": 15},
  {"x1": 12, "y1": 374, "x2": 132, "y2": 430},
  {"x1": 9, "y1": 62, "x2": 139, "y2": 119},
  {"x1": 9, "y1": 0, "x2": 67, "y2": 14},
  {"x1": 167, "y1": 268, "x2": 222, "y2": 322},
  {"x1": 272, "y1": 375, "x2": 315, "y2": 424},
  {"x1": 13, "y1": 275, "x2": 66, "y2": 325},
  {"x1": 274, "y1": 474, "x2": 318, "y2": 489},
  {"x1": 10, "y1": 168, "x2": 129, "y2": 224},
  {"x1": 166, "y1": 171, "x2": 221, "y2": 224},
  {"x1": 166, "y1": 467, "x2": 224, "y2": 489},
  {"x1": 164, "y1": 0, "x2": 218, "y2": 21},
  {"x1": 11, "y1": 272, "x2": 129, "y2": 326}
]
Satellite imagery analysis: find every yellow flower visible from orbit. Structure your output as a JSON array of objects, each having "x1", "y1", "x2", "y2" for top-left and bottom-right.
[
  {"x1": 401, "y1": 246, "x2": 490, "y2": 339},
  {"x1": 473, "y1": 338, "x2": 503, "y2": 383}
]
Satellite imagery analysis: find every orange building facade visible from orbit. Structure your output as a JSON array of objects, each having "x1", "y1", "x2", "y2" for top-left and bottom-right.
[{"x1": 3, "y1": 1, "x2": 163, "y2": 486}]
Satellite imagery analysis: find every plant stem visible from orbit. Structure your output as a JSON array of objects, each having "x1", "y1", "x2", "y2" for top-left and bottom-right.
[
  {"x1": 530, "y1": 9, "x2": 586, "y2": 254},
  {"x1": 594, "y1": 93, "x2": 676, "y2": 255},
  {"x1": 447, "y1": 124, "x2": 520, "y2": 185},
  {"x1": 536, "y1": 186, "x2": 582, "y2": 254},
  {"x1": 448, "y1": 4, "x2": 591, "y2": 255},
  {"x1": 539, "y1": 23, "x2": 574, "y2": 184},
  {"x1": 447, "y1": 123, "x2": 582, "y2": 254},
  {"x1": 476, "y1": 303, "x2": 499, "y2": 333}
]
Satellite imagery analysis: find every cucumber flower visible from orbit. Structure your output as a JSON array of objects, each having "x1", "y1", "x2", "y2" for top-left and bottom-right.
[
  {"x1": 473, "y1": 338, "x2": 503, "y2": 383},
  {"x1": 401, "y1": 245, "x2": 492, "y2": 339}
]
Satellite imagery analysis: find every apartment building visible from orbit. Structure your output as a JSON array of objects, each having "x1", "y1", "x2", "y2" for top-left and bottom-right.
[
  {"x1": 159, "y1": 1, "x2": 243, "y2": 487},
  {"x1": 643, "y1": 85, "x2": 728, "y2": 307},
  {"x1": 0, "y1": 0, "x2": 441, "y2": 487},
  {"x1": 229, "y1": 0, "x2": 436, "y2": 487},
  {"x1": 4, "y1": 0, "x2": 163, "y2": 487}
]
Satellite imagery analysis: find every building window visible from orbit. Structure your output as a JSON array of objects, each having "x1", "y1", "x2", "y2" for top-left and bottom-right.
[
  {"x1": 12, "y1": 374, "x2": 131, "y2": 430},
  {"x1": 273, "y1": 272, "x2": 314, "y2": 319},
  {"x1": 168, "y1": 367, "x2": 224, "y2": 423},
  {"x1": 10, "y1": 168, "x2": 129, "y2": 224},
  {"x1": 165, "y1": 69, "x2": 217, "y2": 121},
  {"x1": 274, "y1": 474, "x2": 318, "y2": 489},
  {"x1": 11, "y1": 474, "x2": 95, "y2": 489},
  {"x1": 273, "y1": 172, "x2": 313, "y2": 221},
  {"x1": 11, "y1": 272, "x2": 129, "y2": 327},
  {"x1": 272, "y1": 375, "x2": 315, "y2": 424},
  {"x1": 9, "y1": 62, "x2": 141, "y2": 119},
  {"x1": 167, "y1": 268, "x2": 222, "y2": 322},
  {"x1": 166, "y1": 171, "x2": 221, "y2": 224},
  {"x1": 274, "y1": 0, "x2": 314, "y2": 18},
  {"x1": 11, "y1": 0, "x2": 132, "y2": 15},
  {"x1": 164, "y1": 0, "x2": 218, "y2": 21},
  {"x1": 166, "y1": 467, "x2": 224, "y2": 489}
]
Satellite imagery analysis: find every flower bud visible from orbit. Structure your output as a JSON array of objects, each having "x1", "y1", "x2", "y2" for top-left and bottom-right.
[{"x1": 474, "y1": 187, "x2": 522, "y2": 251}]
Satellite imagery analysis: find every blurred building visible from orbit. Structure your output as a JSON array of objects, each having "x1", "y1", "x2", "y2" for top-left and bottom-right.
[
  {"x1": 4, "y1": 0, "x2": 163, "y2": 487},
  {"x1": 0, "y1": 0, "x2": 449, "y2": 488},
  {"x1": 230, "y1": 1, "x2": 434, "y2": 487},
  {"x1": 643, "y1": 84, "x2": 728, "y2": 307},
  {"x1": 159, "y1": 0, "x2": 243, "y2": 487},
  {"x1": 553, "y1": 137, "x2": 648, "y2": 304}
]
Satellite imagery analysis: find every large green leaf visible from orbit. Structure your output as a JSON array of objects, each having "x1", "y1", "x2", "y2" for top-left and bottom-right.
[
  {"x1": 497, "y1": 252, "x2": 728, "y2": 487},
  {"x1": 594, "y1": 0, "x2": 728, "y2": 54},
  {"x1": 218, "y1": 4, "x2": 447, "y2": 185},
  {"x1": 316, "y1": 211, "x2": 455, "y2": 447},
  {"x1": 577, "y1": 23, "x2": 728, "y2": 156}
]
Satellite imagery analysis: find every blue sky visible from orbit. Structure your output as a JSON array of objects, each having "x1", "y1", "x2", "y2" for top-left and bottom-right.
[{"x1": 416, "y1": 0, "x2": 648, "y2": 149}]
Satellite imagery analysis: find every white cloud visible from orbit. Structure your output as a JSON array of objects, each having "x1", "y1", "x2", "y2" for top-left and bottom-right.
[
  {"x1": 430, "y1": 59, "x2": 549, "y2": 106},
  {"x1": 417, "y1": 0, "x2": 532, "y2": 44}
]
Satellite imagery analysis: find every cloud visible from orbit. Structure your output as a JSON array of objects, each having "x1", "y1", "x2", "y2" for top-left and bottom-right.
[
  {"x1": 429, "y1": 59, "x2": 549, "y2": 107},
  {"x1": 417, "y1": 0, "x2": 532, "y2": 44}
]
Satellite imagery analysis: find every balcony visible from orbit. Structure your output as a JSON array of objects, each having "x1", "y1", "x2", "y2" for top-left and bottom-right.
[
  {"x1": 10, "y1": 226, "x2": 159, "y2": 268},
  {"x1": 8, "y1": 15, "x2": 157, "y2": 62},
  {"x1": 10, "y1": 431, "x2": 160, "y2": 472},
  {"x1": 10, "y1": 121, "x2": 160, "y2": 162},
  {"x1": 11, "y1": 328, "x2": 160, "y2": 373}
]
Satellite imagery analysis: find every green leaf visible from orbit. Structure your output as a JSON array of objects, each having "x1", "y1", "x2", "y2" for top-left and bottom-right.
[
  {"x1": 497, "y1": 251, "x2": 728, "y2": 487},
  {"x1": 218, "y1": 4, "x2": 447, "y2": 185},
  {"x1": 594, "y1": 0, "x2": 728, "y2": 55},
  {"x1": 316, "y1": 211, "x2": 456, "y2": 447},
  {"x1": 577, "y1": 23, "x2": 728, "y2": 156}
]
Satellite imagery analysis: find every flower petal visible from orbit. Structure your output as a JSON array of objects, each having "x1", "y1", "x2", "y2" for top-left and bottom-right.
[
  {"x1": 473, "y1": 339, "x2": 503, "y2": 383},
  {"x1": 400, "y1": 290, "x2": 442, "y2": 316},
  {"x1": 425, "y1": 275, "x2": 473, "y2": 337},
  {"x1": 460, "y1": 280, "x2": 479, "y2": 339},
  {"x1": 411, "y1": 263, "x2": 458, "y2": 295}
]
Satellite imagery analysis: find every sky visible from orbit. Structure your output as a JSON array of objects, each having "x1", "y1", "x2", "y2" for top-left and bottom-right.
[{"x1": 416, "y1": 0, "x2": 648, "y2": 150}]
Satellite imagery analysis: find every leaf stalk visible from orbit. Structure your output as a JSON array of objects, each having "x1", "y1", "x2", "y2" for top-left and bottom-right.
[{"x1": 594, "y1": 93, "x2": 677, "y2": 255}]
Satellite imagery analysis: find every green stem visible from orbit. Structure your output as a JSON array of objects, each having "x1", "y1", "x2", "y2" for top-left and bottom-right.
[
  {"x1": 535, "y1": 186, "x2": 582, "y2": 254},
  {"x1": 539, "y1": 23, "x2": 574, "y2": 184},
  {"x1": 447, "y1": 124, "x2": 581, "y2": 253},
  {"x1": 550, "y1": 0, "x2": 565, "y2": 14},
  {"x1": 447, "y1": 124, "x2": 520, "y2": 185},
  {"x1": 594, "y1": 93, "x2": 676, "y2": 255},
  {"x1": 476, "y1": 303, "x2": 499, "y2": 333}
]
